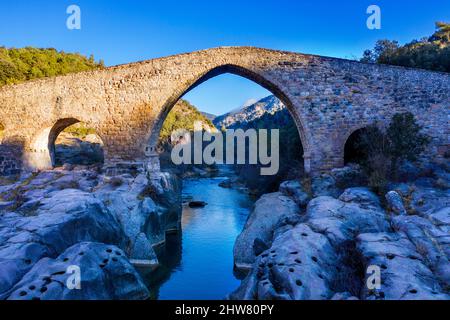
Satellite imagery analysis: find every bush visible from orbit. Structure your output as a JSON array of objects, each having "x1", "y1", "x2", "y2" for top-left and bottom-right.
[
  {"x1": 357, "y1": 112, "x2": 430, "y2": 193},
  {"x1": 386, "y1": 113, "x2": 430, "y2": 173}
]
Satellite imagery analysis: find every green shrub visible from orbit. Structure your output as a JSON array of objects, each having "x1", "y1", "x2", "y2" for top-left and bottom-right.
[
  {"x1": 386, "y1": 113, "x2": 430, "y2": 174},
  {"x1": 358, "y1": 112, "x2": 430, "y2": 193}
]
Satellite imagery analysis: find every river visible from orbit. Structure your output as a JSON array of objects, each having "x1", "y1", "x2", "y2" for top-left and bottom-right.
[{"x1": 146, "y1": 172, "x2": 254, "y2": 300}]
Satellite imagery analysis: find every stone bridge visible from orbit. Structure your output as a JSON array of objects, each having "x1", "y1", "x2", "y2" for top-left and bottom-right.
[{"x1": 0, "y1": 47, "x2": 449, "y2": 176}]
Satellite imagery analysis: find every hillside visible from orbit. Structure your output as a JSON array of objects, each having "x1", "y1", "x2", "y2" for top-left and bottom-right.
[
  {"x1": 201, "y1": 112, "x2": 217, "y2": 122},
  {"x1": 158, "y1": 99, "x2": 216, "y2": 146},
  {"x1": 0, "y1": 47, "x2": 104, "y2": 86}
]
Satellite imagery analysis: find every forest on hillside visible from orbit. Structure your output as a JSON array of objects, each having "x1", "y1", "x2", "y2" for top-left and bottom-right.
[
  {"x1": 361, "y1": 22, "x2": 450, "y2": 72},
  {"x1": 0, "y1": 47, "x2": 104, "y2": 86}
]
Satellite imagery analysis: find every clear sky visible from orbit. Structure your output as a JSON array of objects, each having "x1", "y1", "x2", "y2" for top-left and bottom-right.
[{"x1": 0, "y1": 0, "x2": 448, "y2": 115}]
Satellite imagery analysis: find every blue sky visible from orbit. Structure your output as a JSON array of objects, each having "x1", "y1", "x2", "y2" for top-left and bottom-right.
[{"x1": 0, "y1": 0, "x2": 448, "y2": 115}]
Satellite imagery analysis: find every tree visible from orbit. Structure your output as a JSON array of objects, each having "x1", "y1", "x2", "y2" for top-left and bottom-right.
[
  {"x1": 361, "y1": 22, "x2": 450, "y2": 72},
  {"x1": 386, "y1": 112, "x2": 430, "y2": 173},
  {"x1": 356, "y1": 112, "x2": 430, "y2": 193},
  {"x1": 429, "y1": 22, "x2": 450, "y2": 44},
  {"x1": 374, "y1": 40, "x2": 400, "y2": 64}
]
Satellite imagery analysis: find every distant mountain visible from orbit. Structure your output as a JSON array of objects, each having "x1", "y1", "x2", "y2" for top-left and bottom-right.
[
  {"x1": 201, "y1": 112, "x2": 217, "y2": 122},
  {"x1": 213, "y1": 95, "x2": 285, "y2": 129}
]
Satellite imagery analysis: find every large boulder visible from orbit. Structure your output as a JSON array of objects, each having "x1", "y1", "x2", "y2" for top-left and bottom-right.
[
  {"x1": 279, "y1": 180, "x2": 310, "y2": 207},
  {"x1": 311, "y1": 165, "x2": 366, "y2": 198},
  {"x1": 95, "y1": 173, "x2": 180, "y2": 260},
  {"x1": 231, "y1": 224, "x2": 338, "y2": 300},
  {"x1": 331, "y1": 164, "x2": 366, "y2": 189},
  {"x1": 385, "y1": 191, "x2": 407, "y2": 215},
  {"x1": 305, "y1": 193, "x2": 389, "y2": 246},
  {"x1": 312, "y1": 174, "x2": 339, "y2": 198},
  {"x1": 392, "y1": 214, "x2": 450, "y2": 287},
  {"x1": 233, "y1": 192, "x2": 299, "y2": 270},
  {"x1": 5, "y1": 242, "x2": 149, "y2": 300}
]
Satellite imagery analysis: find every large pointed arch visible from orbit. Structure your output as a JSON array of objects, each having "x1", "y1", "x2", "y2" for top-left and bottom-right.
[{"x1": 147, "y1": 64, "x2": 311, "y2": 171}]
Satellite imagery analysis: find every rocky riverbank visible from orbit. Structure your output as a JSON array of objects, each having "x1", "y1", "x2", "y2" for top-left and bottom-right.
[
  {"x1": 231, "y1": 162, "x2": 449, "y2": 300},
  {"x1": 0, "y1": 166, "x2": 181, "y2": 300}
]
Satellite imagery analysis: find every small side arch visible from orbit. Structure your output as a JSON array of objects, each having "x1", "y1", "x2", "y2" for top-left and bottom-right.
[
  {"x1": 343, "y1": 126, "x2": 373, "y2": 165},
  {"x1": 27, "y1": 118, "x2": 105, "y2": 170}
]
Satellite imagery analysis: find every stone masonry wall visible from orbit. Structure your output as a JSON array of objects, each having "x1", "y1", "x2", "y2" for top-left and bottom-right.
[
  {"x1": 0, "y1": 47, "x2": 448, "y2": 175},
  {"x1": 0, "y1": 145, "x2": 22, "y2": 176}
]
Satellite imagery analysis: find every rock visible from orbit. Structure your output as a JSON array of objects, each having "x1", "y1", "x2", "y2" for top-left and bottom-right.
[
  {"x1": 188, "y1": 201, "x2": 207, "y2": 208},
  {"x1": 0, "y1": 168, "x2": 182, "y2": 300},
  {"x1": 305, "y1": 195, "x2": 389, "y2": 245},
  {"x1": 233, "y1": 192, "x2": 299, "y2": 270},
  {"x1": 357, "y1": 232, "x2": 449, "y2": 300},
  {"x1": 339, "y1": 187, "x2": 381, "y2": 210},
  {"x1": 232, "y1": 171, "x2": 449, "y2": 301},
  {"x1": 428, "y1": 207, "x2": 450, "y2": 226},
  {"x1": 331, "y1": 292, "x2": 359, "y2": 300},
  {"x1": 219, "y1": 179, "x2": 233, "y2": 189},
  {"x1": 62, "y1": 163, "x2": 75, "y2": 171},
  {"x1": 253, "y1": 238, "x2": 269, "y2": 257},
  {"x1": 387, "y1": 182, "x2": 411, "y2": 197},
  {"x1": 0, "y1": 189, "x2": 126, "y2": 297},
  {"x1": 312, "y1": 174, "x2": 339, "y2": 198},
  {"x1": 147, "y1": 171, "x2": 182, "y2": 212},
  {"x1": 397, "y1": 160, "x2": 421, "y2": 181},
  {"x1": 5, "y1": 242, "x2": 149, "y2": 300},
  {"x1": 392, "y1": 214, "x2": 450, "y2": 287},
  {"x1": 311, "y1": 165, "x2": 366, "y2": 199},
  {"x1": 385, "y1": 191, "x2": 407, "y2": 215},
  {"x1": 130, "y1": 233, "x2": 158, "y2": 261},
  {"x1": 407, "y1": 185, "x2": 450, "y2": 217},
  {"x1": 331, "y1": 164, "x2": 366, "y2": 189},
  {"x1": 279, "y1": 180, "x2": 310, "y2": 207},
  {"x1": 231, "y1": 224, "x2": 338, "y2": 300},
  {"x1": 96, "y1": 172, "x2": 181, "y2": 256},
  {"x1": 0, "y1": 242, "x2": 51, "y2": 300},
  {"x1": 0, "y1": 200, "x2": 14, "y2": 211}
]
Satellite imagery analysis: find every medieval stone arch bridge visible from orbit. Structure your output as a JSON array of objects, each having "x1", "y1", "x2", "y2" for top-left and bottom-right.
[{"x1": 0, "y1": 47, "x2": 448, "y2": 176}]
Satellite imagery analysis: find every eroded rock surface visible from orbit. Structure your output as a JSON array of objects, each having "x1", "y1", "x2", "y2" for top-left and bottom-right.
[
  {"x1": 232, "y1": 163, "x2": 450, "y2": 300},
  {"x1": 6, "y1": 242, "x2": 149, "y2": 300},
  {"x1": 233, "y1": 192, "x2": 300, "y2": 270},
  {"x1": 0, "y1": 167, "x2": 181, "y2": 300}
]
